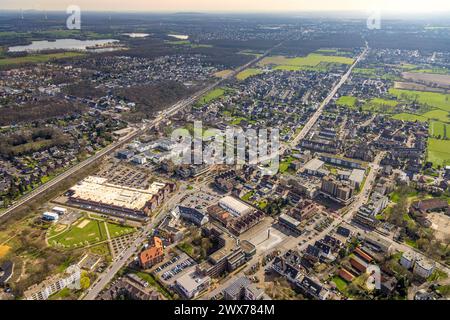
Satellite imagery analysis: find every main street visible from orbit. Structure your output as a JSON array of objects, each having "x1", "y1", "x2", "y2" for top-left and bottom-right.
[
  {"x1": 203, "y1": 44, "x2": 372, "y2": 298},
  {"x1": 289, "y1": 43, "x2": 369, "y2": 149}
]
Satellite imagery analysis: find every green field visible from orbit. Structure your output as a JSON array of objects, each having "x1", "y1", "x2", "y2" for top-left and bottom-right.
[
  {"x1": 259, "y1": 54, "x2": 354, "y2": 69},
  {"x1": 429, "y1": 121, "x2": 450, "y2": 139},
  {"x1": 49, "y1": 219, "x2": 107, "y2": 248},
  {"x1": 166, "y1": 40, "x2": 212, "y2": 48},
  {"x1": 363, "y1": 98, "x2": 399, "y2": 113},
  {"x1": 106, "y1": 223, "x2": 135, "y2": 238},
  {"x1": 198, "y1": 88, "x2": 225, "y2": 104},
  {"x1": 410, "y1": 68, "x2": 449, "y2": 75},
  {"x1": 353, "y1": 68, "x2": 377, "y2": 76},
  {"x1": 49, "y1": 219, "x2": 135, "y2": 249},
  {"x1": 389, "y1": 88, "x2": 450, "y2": 112},
  {"x1": 332, "y1": 276, "x2": 349, "y2": 293},
  {"x1": 427, "y1": 138, "x2": 450, "y2": 168},
  {"x1": 391, "y1": 113, "x2": 428, "y2": 122},
  {"x1": 336, "y1": 96, "x2": 358, "y2": 108},
  {"x1": 0, "y1": 52, "x2": 84, "y2": 67},
  {"x1": 421, "y1": 109, "x2": 450, "y2": 122},
  {"x1": 236, "y1": 68, "x2": 263, "y2": 80}
]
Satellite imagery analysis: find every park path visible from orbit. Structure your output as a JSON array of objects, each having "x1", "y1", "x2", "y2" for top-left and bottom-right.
[{"x1": 103, "y1": 221, "x2": 115, "y2": 259}]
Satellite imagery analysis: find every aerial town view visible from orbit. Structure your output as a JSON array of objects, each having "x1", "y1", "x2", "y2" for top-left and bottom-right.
[{"x1": 0, "y1": 0, "x2": 449, "y2": 308}]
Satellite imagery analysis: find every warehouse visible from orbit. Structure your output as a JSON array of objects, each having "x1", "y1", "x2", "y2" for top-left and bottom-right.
[{"x1": 218, "y1": 196, "x2": 252, "y2": 217}]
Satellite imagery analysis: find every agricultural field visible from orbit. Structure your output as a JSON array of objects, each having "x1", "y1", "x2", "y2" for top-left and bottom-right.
[
  {"x1": 427, "y1": 138, "x2": 450, "y2": 168},
  {"x1": 389, "y1": 88, "x2": 450, "y2": 112},
  {"x1": 336, "y1": 96, "x2": 358, "y2": 108},
  {"x1": 236, "y1": 68, "x2": 264, "y2": 80},
  {"x1": 0, "y1": 52, "x2": 84, "y2": 67},
  {"x1": 391, "y1": 113, "x2": 428, "y2": 122},
  {"x1": 429, "y1": 121, "x2": 450, "y2": 139},
  {"x1": 421, "y1": 109, "x2": 450, "y2": 122},
  {"x1": 402, "y1": 72, "x2": 450, "y2": 89},
  {"x1": 258, "y1": 53, "x2": 354, "y2": 69}
]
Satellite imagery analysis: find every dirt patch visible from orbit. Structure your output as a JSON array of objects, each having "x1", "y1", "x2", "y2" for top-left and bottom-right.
[
  {"x1": 394, "y1": 81, "x2": 447, "y2": 93},
  {"x1": 53, "y1": 224, "x2": 67, "y2": 233},
  {"x1": 402, "y1": 72, "x2": 450, "y2": 89},
  {"x1": 77, "y1": 219, "x2": 90, "y2": 229},
  {"x1": 0, "y1": 245, "x2": 10, "y2": 259},
  {"x1": 428, "y1": 212, "x2": 450, "y2": 241}
]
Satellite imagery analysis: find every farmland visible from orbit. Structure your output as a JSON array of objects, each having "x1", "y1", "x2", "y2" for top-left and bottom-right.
[
  {"x1": 427, "y1": 138, "x2": 450, "y2": 168},
  {"x1": 391, "y1": 113, "x2": 428, "y2": 122},
  {"x1": 258, "y1": 53, "x2": 354, "y2": 70},
  {"x1": 0, "y1": 52, "x2": 84, "y2": 67},
  {"x1": 389, "y1": 88, "x2": 450, "y2": 112},
  {"x1": 429, "y1": 121, "x2": 450, "y2": 139}
]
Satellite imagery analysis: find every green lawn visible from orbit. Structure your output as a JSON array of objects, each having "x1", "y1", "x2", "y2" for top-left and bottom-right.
[
  {"x1": 332, "y1": 276, "x2": 349, "y2": 293},
  {"x1": 166, "y1": 40, "x2": 191, "y2": 45},
  {"x1": 106, "y1": 222, "x2": 135, "y2": 238},
  {"x1": 337, "y1": 96, "x2": 358, "y2": 108},
  {"x1": 0, "y1": 52, "x2": 84, "y2": 67},
  {"x1": 391, "y1": 113, "x2": 428, "y2": 122},
  {"x1": 236, "y1": 68, "x2": 263, "y2": 80},
  {"x1": 427, "y1": 138, "x2": 450, "y2": 168},
  {"x1": 198, "y1": 88, "x2": 225, "y2": 104},
  {"x1": 132, "y1": 271, "x2": 173, "y2": 299},
  {"x1": 241, "y1": 191, "x2": 255, "y2": 202},
  {"x1": 389, "y1": 88, "x2": 450, "y2": 112},
  {"x1": 49, "y1": 219, "x2": 107, "y2": 248},
  {"x1": 363, "y1": 98, "x2": 399, "y2": 113},
  {"x1": 279, "y1": 156, "x2": 295, "y2": 173},
  {"x1": 49, "y1": 288, "x2": 72, "y2": 300},
  {"x1": 421, "y1": 109, "x2": 450, "y2": 122},
  {"x1": 177, "y1": 242, "x2": 195, "y2": 256},
  {"x1": 353, "y1": 68, "x2": 377, "y2": 76}
]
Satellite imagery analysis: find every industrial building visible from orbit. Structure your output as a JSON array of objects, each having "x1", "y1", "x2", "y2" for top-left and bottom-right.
[
  {"x1": 67, "y1": 176, "x2": 174, "y2": 217},
  {"x1": 219, "y1": 196, "x2": 252, "y2": 217}
]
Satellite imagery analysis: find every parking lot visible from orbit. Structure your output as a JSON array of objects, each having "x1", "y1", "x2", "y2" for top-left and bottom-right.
[
  {"x1": 179, "y1": 190, "x2": 221, "y2": 211},
  {"x1": 97, "y1": 160, "x2": 153, "y2": 190},
  {"x1": 152, "y1": 252, "x2": 197, "y2": 285}
]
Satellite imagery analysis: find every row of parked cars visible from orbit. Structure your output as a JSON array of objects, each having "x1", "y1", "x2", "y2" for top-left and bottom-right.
[
  {"x1": 161, "y1": 259, "x2": 196, "y2": 281},
  {"x1": 155, "y1": 255, "x2": 181, "y2": 273}
]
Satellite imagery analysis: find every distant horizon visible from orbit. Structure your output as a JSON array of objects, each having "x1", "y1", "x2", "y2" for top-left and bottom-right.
[
  {"x1": 3, "y1": 9, "x2": 450, "y2": 20},
  {"x1": 3, "y1": 0, "x2": 450, "y2": 14}
]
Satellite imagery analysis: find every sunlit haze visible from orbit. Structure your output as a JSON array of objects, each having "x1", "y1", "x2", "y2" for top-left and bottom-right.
[{"x1": 3, "y1": 0, "x2": 450, "y2": 13}]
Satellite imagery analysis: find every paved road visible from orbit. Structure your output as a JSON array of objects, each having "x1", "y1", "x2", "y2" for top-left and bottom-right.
[{"x1": 289, "y1": 44, "x2": 369, "y2": 149}]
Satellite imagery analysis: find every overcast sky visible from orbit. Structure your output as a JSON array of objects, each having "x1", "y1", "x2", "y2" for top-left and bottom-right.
[{"x1": 2, "y1": 0, "x2": 450, "y2": 13}]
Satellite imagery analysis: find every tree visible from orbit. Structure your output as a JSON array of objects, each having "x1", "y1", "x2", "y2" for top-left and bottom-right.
[{"x1": 80, "y1": 276, "x2": 90, "y2": 290}]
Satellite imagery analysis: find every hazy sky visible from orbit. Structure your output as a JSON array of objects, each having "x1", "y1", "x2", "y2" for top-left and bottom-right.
[{"x1": 3, "y1": 0, "x2": 450, "y2": 13}]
